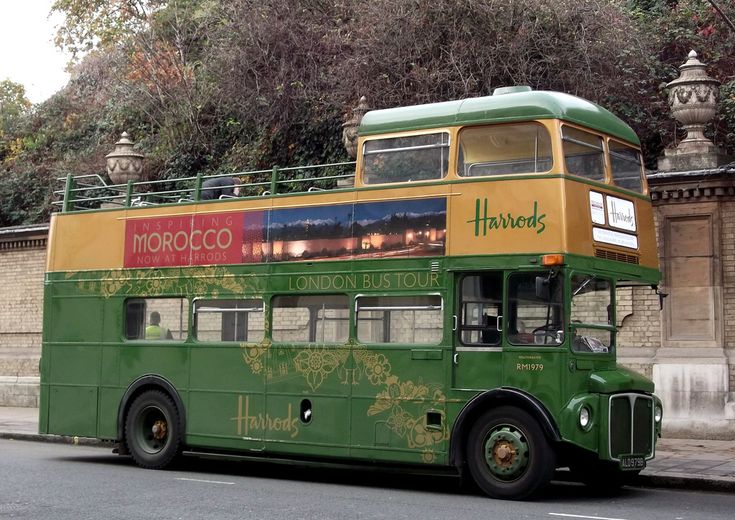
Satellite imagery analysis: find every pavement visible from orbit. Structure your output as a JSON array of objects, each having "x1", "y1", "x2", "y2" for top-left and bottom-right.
[{"x1": 1, "y1": 406, "x2": 734, "y2": 493}]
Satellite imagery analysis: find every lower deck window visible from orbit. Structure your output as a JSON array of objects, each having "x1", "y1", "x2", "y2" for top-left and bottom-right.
[
  {"x1": 194, "y1": 299, "x2": 264, "y2": 342},
  {"x1": 272, "y1": 295, "x2": 349, "y2": 343},
  {"x1": 125, "y1": 298, "x2": 189, "y2": 340},
  {"x1": 357, "y1": 295, "x2": 443, "y2": 344}
]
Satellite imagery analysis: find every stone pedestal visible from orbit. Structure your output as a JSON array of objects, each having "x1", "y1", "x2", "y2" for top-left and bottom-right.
[
  {"x1": 653, "y1": 362, "x2": 735, "y2": 439},
  {"x1": 657, "y1": 146, "x2": 733, "y2": 171}
]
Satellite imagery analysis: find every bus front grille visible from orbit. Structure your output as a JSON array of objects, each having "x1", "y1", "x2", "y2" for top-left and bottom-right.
[
  {"x1": 595, "y1": 248, "x2": 639, "y2": 264},
  {"x1": 608, "y1": 394, "x2": 654, "y2": 459}
]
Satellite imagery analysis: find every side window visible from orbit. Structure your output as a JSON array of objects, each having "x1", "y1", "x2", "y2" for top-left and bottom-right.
[
  {"x1": 193, "y1": 299, "x2": 265, "y2": 342},
  {"x1": 362, "y1": 132, "x2": 449, "y2": 185},
  {"x1": 125, "y1": 297, "x2": 189, "y2": 340},
  {"x1": 609, "y1": 140, "x2": 644, "y2": 193},
  {"x1": 356, "y1": 295, "x2": 443, "y2": 344},
  {"x1": 458, "y1": 123, "x2": 552, "y2": 177},
  {"x1": 507, "y1": 273, "x2": 564, "y2": 346},
  {"x1": 272, "y1": 295, "x2": 349, "y2": 343},
  {"x1": 562, "y1": 126, "x2": 605, "y2": 182},
  {"x1": 459, "y1": 274, "x2": 503, "y2": 346},
  {"x1": 571, "y1": 274, "x2": 613, "y2": 354}
]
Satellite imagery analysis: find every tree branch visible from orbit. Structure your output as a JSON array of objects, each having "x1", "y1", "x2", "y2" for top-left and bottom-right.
[{"x1": 706, "y1": 0, "x2": 735, "y2": 33}]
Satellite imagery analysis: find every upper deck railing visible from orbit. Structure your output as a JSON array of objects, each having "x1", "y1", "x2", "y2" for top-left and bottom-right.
[{"x1": 53, "y1": 162, "x2": 356, "y2": 213}]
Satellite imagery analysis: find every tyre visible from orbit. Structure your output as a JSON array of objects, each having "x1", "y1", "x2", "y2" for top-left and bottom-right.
[
  {"x1": 125, "y1": 390, "x2": 183, "y2": 469},
  {"x1": 466, "y1": 406, "x2": 556, "y2": 500}
]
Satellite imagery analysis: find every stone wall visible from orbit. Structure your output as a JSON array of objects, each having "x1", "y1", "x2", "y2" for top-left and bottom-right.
[
  {"x1": 721, "y1": 198, "x2": 735, "y2": 393},
  {"x1": 0, "y1": 225, "x2": 48, "y2": 407},
  {"x1": 616, "y1": 169, "x2": 735, "y2": 439},
  {"x1": 5, "y1": 189, "x2": 735, "y2": 440}
]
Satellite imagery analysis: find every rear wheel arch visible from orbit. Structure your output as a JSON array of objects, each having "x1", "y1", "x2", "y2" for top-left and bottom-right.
[{"x1": 117, "y1": 375, "x2": 186, "y2": 442}]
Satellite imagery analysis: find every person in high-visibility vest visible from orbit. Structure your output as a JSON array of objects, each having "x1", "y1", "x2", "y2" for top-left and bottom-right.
[{"x1": 145, "y1": 311, "x2": 173, "y2": 340}]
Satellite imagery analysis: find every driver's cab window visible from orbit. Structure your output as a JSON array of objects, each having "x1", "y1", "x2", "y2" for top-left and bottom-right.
[
  {"x1": 459, "y1": 273, "x2": 503, "y2": 346},
  {"x1": 570, "y1": 274, "x2": 614, "y2": 354},
  {"x1": 508, "y1": 272, "x2": 564, "y2": 345}
]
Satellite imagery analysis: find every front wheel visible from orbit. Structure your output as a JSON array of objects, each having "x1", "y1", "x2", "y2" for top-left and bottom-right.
[
  {"x1": 125, "y1": 390, "x2": 182, "y2": 469},
  {"x1": 466, "y1": 406, "x2": 556, "y2": 500}
]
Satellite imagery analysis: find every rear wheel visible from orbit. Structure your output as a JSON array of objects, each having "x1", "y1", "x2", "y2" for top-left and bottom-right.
[
  {"x1": 466, "y1": 406, "x2": 556, "y2": 500},
  {"x1": 125, "y1": 390, "x2": 182, "y2": 469}
]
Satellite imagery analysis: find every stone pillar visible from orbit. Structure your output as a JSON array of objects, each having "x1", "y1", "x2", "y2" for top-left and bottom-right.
[
  {"x1": 644, "y1": 51, "x2": 735, "y2": 439},
  {"x1": 648, "y1": 172, "x2": 735, "y2": 438}
]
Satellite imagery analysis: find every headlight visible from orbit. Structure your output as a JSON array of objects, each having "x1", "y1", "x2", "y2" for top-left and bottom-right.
[
  {"x1": 579, "y1": 406, "x2": 591, "y2": 429},
  {"x1": 654, "y1": 405, "x2": 663, "y2": 423}
]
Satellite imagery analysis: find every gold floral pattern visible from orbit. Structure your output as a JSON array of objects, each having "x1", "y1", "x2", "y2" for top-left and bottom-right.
[
  {"x1": 363, "y1": 353, "x2": 391, "y2": 385},
  {"x1": 294, "y1": 346, "x2": 350, "y2": 392},
  {"x1": 239, "y1": 314, "x2": 271, "y2": 375},
  {"x1": 102, "y1": 270, "x2": 128, "y2": 297},
  {"x1": 354, "y1": 348, "x2": 449, "y2": 461},
  {"x1": 386, "y1": 406, "x2": 417, "y2": 438},
  {"x1": 64, "y1": 266, "x2": 449, "y2": 463},
  {"x1": 69, "y1": 266, "x2": 263, "y2": 299},
  {"x1": 241, "y1": 339, "x2": 271, "y2": 375}
]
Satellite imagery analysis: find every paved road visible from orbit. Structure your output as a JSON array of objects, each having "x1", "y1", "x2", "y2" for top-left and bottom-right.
[{"x1": 2, "y1": 439, "x2": 734, "y2": 520}]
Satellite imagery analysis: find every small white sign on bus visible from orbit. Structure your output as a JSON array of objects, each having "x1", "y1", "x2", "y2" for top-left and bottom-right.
[
  {"x1": 606, "y1": 196, "x2": 636, "y2": 232},
  {"x1": 589, "y1": 191, "x2": 606, "y2": 225},
  {"x1": 593, "y1": 227, "x2": 639, "y2": 249}
]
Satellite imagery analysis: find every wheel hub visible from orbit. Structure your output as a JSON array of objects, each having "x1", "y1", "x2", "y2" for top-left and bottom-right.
[
  {"x1": 152, "y1": 420, "x2": 167, "y2": 440},
  {"x1": 484, "y1": 426, "x2": 529, "y2": 480}
]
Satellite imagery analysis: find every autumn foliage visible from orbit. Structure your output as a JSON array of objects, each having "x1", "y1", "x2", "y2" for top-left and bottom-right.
[{"x1": 0, "y1": 0, "x2": 734, "y2": 226}]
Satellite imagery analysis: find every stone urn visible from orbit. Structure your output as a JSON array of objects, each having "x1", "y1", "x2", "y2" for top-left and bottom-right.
[
  {"x1": 666, "y1": 50, "x2": 720, "y2": 153},
  {"x1": 106, "y1": 132, "x2": 144, "y2": 184},
  {"x1": 342, "y1": 96, "x2": 370, "y2": 160}
]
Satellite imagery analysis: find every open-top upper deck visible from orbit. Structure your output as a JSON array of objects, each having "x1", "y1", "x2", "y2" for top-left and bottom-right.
[
  {"x1": 48, "y1": 89, "x2": 659, "y2": 279},
  {"x1": 54, "y1": 88, "x2": 644, "y2": 213}
]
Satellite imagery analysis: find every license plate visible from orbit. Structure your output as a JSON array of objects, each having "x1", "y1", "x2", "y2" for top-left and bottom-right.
[{"x1": 619, "y1": 455, "x2": 646, "y2": 470}]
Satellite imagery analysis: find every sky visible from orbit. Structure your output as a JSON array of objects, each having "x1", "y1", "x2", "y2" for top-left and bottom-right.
[{"x1": 0, "y1": 1, "x2": 72, "y2": 104}]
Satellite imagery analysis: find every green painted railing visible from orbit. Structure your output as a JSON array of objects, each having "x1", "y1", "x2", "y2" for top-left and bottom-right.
[{"x1": 53, "y1": 162, "x2": 357, "y2": 212}]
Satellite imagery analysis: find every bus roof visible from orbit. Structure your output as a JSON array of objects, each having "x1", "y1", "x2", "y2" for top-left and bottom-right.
[{"x1": 358, "y1": 88, "x2": 640, "y2": 145}]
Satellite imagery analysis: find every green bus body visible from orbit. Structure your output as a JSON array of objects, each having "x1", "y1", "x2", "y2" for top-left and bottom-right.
[{"x1": 40, "y1": 88, "x2": 663, "y2": 500}]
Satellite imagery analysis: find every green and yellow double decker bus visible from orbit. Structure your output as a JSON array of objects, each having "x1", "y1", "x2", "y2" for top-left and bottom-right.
[{"x1": 40, "y1": 86, "x2": 663, "y2": 500}]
